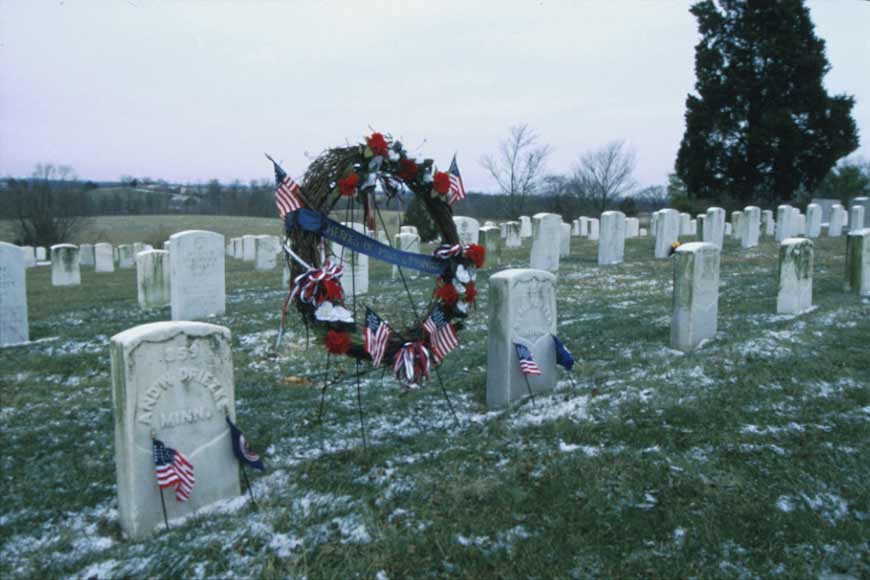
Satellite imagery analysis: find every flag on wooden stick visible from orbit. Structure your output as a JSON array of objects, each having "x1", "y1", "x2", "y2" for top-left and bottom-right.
[{"x1": 152, "y1": 439, "x2": 195, "y2": 502}]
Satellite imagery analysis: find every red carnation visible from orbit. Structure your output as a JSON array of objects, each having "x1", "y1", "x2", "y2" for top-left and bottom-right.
[
  {"x1": 464, "y1": 281, "x2": 477, "y2": 303},
  {"x1": 324, "y1": 330, "x2": 351, "y2": 354},
  {"x1": 464, "y1": 244, "x2": 485, "y2": 268},
  {"x1": 436, "y1": 283, "x2": 459, "y2": 306},
  {"x1": 367, "y1": 132, "x2": 389, "y2": 157},
  {"x1": 321, "y1": 279, "x2": 343, "y2": 303},
  {"x1": 433, "y1": 171, "x2": 450, "y2": 195},
  {"x1": 398, "y1": 158, "x2": 418, "y2": 181},
  {"x1": 338, "y1": 173, "x2": 359, "y2": 197}
]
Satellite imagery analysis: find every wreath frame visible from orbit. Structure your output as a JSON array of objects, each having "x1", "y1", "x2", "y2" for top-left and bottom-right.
[{"x1": 282, "y1": 132, "x2": 484, "y2": 382}]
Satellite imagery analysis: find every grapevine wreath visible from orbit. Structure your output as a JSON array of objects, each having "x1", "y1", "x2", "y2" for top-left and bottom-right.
[{"x1": 275, "y1": 132, "x2": 484, "y2": 386}]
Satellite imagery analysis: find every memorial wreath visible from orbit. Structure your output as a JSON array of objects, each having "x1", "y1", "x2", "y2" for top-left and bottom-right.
[{"x1": 270, "y1": 132, "x2": 483, "y2": 386}]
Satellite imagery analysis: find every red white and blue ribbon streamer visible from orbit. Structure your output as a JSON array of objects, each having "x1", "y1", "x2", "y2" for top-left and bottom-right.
[
  {"x1": 393, "y1": 341, "x2": 432, "y2": 385},
  {"x1": 289, "y1": 262, "x2": 343, "y2": 304}
]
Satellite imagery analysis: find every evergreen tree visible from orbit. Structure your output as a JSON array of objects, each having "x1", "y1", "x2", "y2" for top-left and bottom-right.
[{"x1": 676, "y1": 0, "x2": 858, "y2": 205}]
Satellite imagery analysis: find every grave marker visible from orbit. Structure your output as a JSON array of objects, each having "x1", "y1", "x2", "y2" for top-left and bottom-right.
[
  {"x1": 95, "y1": 243, "x2": 115, "y2": 272},
  {"x1": 110, "y1": 321, "x2": 240, "y2": 539},
  {"x1": 530, "y1": 213, "x2": 561, "y2": 272},
  {"x1": 0, "y1": 242, "x2": 29, "y2": 346},
  {"x1": 51, "y1": 244, "x2": 81, "y2": 286},
  {"x1": 671, "y1": 242, "x2": 720, "y2": 352},
  {"x1": 137, "y1": 250, "x2": 171, "y2": 309},
  {"x1": 486, "y1": 269, "x2": 557, "y2": 407},
  {"x1": 169, "y1": 230, "x2": 226, "y2": 320},
  {"x1": 598, "y1": 211, "x2": 626, "y2": 265},
  {"x1": 777, "y1": 238, "x2": 814, "y2": 314}
]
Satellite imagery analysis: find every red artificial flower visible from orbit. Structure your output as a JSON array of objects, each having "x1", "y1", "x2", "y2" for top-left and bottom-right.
[
  {"x1": 367, "y1": 132, "x2": 389, "y2": 157},
  {"x1": 321, "y1": 279, "x2": 343, "y2": 303},
  {"x1": 464, "y1": 244, "x2": 485, "y2": 268},
  {"x1": 464, "y1": 281, "x2": 477, "y2": 303},
  {"x1": 398, "y1": 158, "x2": 418, "y2": 181},
  {"x1": 324, "y1": 330, "x2": 351, "y2": 354},
  {"x1": 338, "y1": 173, "x2": 359, "y2": 197},
  {"x1": 433, "y1": 171, "x2": 451, "y2": 195},
  {"x1": 436, "y1": 283, "x2": 459, "y2": 306}
]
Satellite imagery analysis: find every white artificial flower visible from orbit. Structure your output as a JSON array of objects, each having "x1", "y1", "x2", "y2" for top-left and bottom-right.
[
  {"x1": 455, "y1": 264, "x2": 471, "y2": 283},
  {"x1": 388, "y1": 150, "x2": 400, "y2": 162},
  {"x1": 456, "y1": 301, "x2": 469, "y2": 314},
  {"x1": 453, "y1": 280, "x2": 466, "y2": 294},
  {"x1": 423, "y1": 170, "x2": 433, "y2": 183},
  {"x1": 314, "y1": 301, "x2": 354, "y2": 323},
  {"x1": 468, "y1": 267, "x2": 477, "y2": 282},
  {"x1": 364, "y1": 172, "x2": 378, "y2": 189}
]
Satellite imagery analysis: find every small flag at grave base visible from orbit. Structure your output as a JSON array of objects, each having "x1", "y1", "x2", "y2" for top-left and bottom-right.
[
  {"x1": 226, "y1": 416, "x2": 265, "y2": 471},
  {"x1": 552, "y1": 335, "x2": 574, "y2": 371},
  {"x1": 514, "y1": 342, "x2": 542, "y2": 376},
  {"x1": 153, "y1": 439, "x2": 195, "y2": 502}
]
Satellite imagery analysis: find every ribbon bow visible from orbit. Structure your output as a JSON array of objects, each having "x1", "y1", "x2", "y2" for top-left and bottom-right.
[
  {"x1": 289, "y1": 262, "x2": 343, "y2": 304},
  {"x1": 392, "y1": 341, "x2": 432, "y2": 386},
  {"x1": 433, "y1": 244, "x2": 468, "y2": 260}
]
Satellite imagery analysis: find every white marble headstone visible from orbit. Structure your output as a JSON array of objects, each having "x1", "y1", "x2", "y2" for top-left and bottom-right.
[
  {"x1": 777, "y1": 238, "x2": 814, "y2": 314},
  {"x1": 169, "y1": 230, "x2": 226, "y2": 321},
  {"x1": 671, "y1": 242, "x2": 720, "y2": 352},
  {"x1": 845, "y1": 228, "x2": 870, "y2": 296},
  {"x1": 598, "y1": 211, "x2": 626, "y2": 266},
  {"x1": 332, "y1": 222, "x2": 369, "y2": 296},
  {"x1": 255, "y1": 235, "x2": 281, "y2": 270},
  {"x1": 110, "y1": 321, "x2": 240, "y2": 539},
  {"x1": 504, "y1": 221, "x2": 521, "y2": 248},
  {"x1": 742, "y1": 206, "x2": 760, "y2": 248},
  {"x1": 94, "y1": 243, "x2": 115, "y2": 273},
  {"x1": 51, "y1": 244, "x2": 81, "y2": 286},
  {"x1": 79, "y1": 243, "x2": 95, "y2": 266},
  {"x1": 530, "y1": 213, "x2": 562, "y2": 272},
  {"x1": 703, "y1": 207, "x2": 726, "y2": 249},
  {"x1": 0, "y1": 242, "x2": 29, "y2": 346},
  {"x1": 519, "y1": 216, "x2": 532, "y2": 238},
  {"x1": 137, "y1": 250, "x2": 171, "y2": 309},
  {"x1": 118, "y1": 244, "x2": 135, "y2": 269},
  {"x1": 485, "y1": 269, "x2": 557, "y2": 407},
  {"x1": 453, "y1": 216, "x2": 480, "y2": 244},
  {"x1": 654, "y1": 209, "x2": 680, "y2": 259}
]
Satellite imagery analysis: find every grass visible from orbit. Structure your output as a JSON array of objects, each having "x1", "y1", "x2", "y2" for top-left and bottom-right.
[
  {"x1": 0, "y1": 210, "x2": 402, "y2": 247},
  {"x1": 1, "y1": 220, "x2": 868, "y2": 579}
]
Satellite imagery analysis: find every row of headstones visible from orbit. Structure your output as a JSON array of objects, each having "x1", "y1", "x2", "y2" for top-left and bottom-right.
[
  {"x1": 490, "y1": 229, "x2": 870, "y2": 402},
  {"x1": 0, "y1": 231, "x2": 227, "y2": 346},
  {"x1": 104, "y1": 228, "x2": 870, "y2": 538}
]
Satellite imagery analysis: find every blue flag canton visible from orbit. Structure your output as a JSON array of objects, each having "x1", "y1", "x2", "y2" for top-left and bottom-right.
[
  {"x1": 449, "y1": 156, "x2": 461, "y2": 177},
  {"x1": 152, "y1": 439, "x2": 175, "y2": 466},
  {"x1": 272, "y1": 161, "x2": 287, "y2": 184},
  {"x1": 514, "y1": 342, "x2": 533, "y2": 360},
  {"x1": 553, "y1": 335, "x2": 575, "y2": 371},
  {"x1": 365, "y1": 308, "x2": 383, "y2": 331},
  {"x1": 428, "y1": 305, "x2": 449, "y2": 330}
]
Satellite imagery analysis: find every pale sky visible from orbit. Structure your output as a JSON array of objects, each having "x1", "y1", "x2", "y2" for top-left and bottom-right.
[{"x1": 1, "y1": 0, "x2": 868, "y2": 192}]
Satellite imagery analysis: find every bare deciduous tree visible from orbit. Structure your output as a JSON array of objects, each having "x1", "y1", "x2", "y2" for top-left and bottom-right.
[
  {"x1": 480, "y1": 124, "x2": 552, "y2": 218},
  {"x1": 571, "y1": 140, "x2": 637, "y2": 212},
  {"x1": 8, "y1": 163, "x2": 83, "y2": 245}
]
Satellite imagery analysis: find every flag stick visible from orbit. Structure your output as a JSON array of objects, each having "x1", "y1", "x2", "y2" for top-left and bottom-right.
[
  {"x1": 241, "y1": 464, "x2": 258, "y2": 510},
  {"x1": 158, "y1": 488, "x2": 170, "y2": 531},
  {"x1": 371, "y1": 201, "x2": 459, "y2": 425},
  {"x1": 522, "y1": 374, "x2": 537, "y2": 407}
]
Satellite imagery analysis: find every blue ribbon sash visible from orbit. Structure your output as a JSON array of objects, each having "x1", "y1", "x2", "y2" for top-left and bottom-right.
[{"x1": 285, "y1": 209, "x2": 447, "y2": 275}]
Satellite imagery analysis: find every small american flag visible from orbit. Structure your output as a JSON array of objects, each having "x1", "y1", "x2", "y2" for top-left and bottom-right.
[
  {"x1": 269, "y1": 157, "x2": 303, "y2": 218},
  {"x1": 153, "y1": 439, "x2": 195, "y2": 502},
  {"x1": 423, "y1": 305, "x2": 459, "y2": 361},
  {"x1": 514, "y1": 342, "x2": 541, "y2": 376},
  {"x1": 364, "y1": 308, "x2": 390, "y2": 367},
  {"x1": 448, "y1": 154, "x2": 466, "y2": 206}
]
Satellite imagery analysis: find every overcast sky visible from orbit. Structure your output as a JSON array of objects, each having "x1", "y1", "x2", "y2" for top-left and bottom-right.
[{"x1": 1, "y1": 0, "x2": 868, "y2": 192}]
